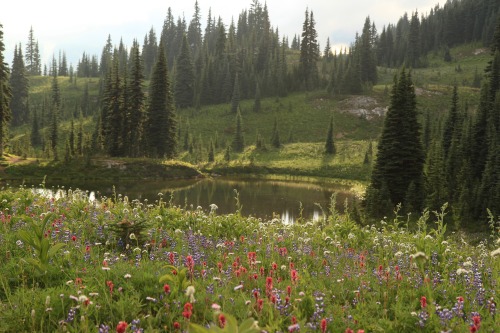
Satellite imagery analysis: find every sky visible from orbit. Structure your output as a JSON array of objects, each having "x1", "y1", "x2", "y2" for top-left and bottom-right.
[{"x1": 1, "y1": 0, "x2": 439, "y2": 68}]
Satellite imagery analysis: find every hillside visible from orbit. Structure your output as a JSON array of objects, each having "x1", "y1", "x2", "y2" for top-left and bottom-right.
[{"x1": 6, "y1": 43, "x2": 486, "y2": 181}]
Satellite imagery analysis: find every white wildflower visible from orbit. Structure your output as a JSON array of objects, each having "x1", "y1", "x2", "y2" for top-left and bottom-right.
[
  {"x1": 186, "y1": 286, "x2": 196, "y2": 302},
  {"x1": 78, "y1": 295, "x2": 88, "y2": 303},
  {"x1": 490, "y1": 248, "x2": 500, "y2": 258},
  {"x1": 456, "y1": 268, "x2": 471, "y2": 275}
]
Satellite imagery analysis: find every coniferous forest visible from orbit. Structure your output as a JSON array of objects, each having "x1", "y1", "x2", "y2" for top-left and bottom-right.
[
  {"x1": 1, "y1": 0, "x2": 500, "y2": 228},
  {"x1": 1, "y1": 1, "x2": 500, "y2": 332}
]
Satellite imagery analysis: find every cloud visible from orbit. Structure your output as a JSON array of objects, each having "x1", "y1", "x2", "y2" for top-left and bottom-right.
[{"x1": 1, "y1": 0, "x2": 439, "y2": 66}]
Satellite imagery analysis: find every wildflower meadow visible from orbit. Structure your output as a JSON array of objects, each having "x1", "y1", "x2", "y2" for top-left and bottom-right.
[{"x1": 0, "y1": 186, "x2": 498, "y2": 332}]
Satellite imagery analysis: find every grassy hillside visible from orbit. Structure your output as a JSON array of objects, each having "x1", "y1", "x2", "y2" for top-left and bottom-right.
[{"x1": 6, "y1": 43, "x2": 488, "y2": 182}]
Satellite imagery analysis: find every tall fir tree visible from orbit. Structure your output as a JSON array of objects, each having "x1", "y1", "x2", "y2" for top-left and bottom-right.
[
  {"x1": 359, "y1": 17, "x2": 377, "y2": 85},
  {"x1": 299, "y1": 9, "x2": 319, "y2": 90},
  {"x1": 101, "y1": 53, "x2": 124, "y2": 157},
  {"x1": 25, "y1": 26, "x2": 41, "y2": 75},
  {"x1": 442, "y1": 85, "x2": 459, "y2": 157},
  {"x1": 365, "y1": 68, "x2": 424, "y2": 215},
  {"x1": 324, "y1": 116, "x2": 336, "y2": 154},
  {"x1": 271, "y1": 117, "x2": 281, "y2": 148},
  {"x1": 145, "y1": 40, "x2": 177, "y2": 158},
  {"x1": 0, "y1": 24, "x2": 12, "y2": 157},
  {"x1": 232, "y1": 110, "x2": 244, "y2": 152},
  {"x1": 126, "y1": 40, "x2": 146, "y2": 157},
  {"x1": 174, "y1": 34, "x2": 195, "y2": 108},
  {"x1": 9, "y1": 44, "x2": 29, "y2": 126}
]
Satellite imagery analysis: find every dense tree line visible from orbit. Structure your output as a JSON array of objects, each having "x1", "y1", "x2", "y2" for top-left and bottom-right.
[
  {"x1": 376, "y1": 0, "x2": 499, "y2": 68},
  {"x1": 327, "y1": 0, "x2": 500, "y2": 95},
  {"x1": 366, "y1": 19, "x2": 500, "y2": 226}
]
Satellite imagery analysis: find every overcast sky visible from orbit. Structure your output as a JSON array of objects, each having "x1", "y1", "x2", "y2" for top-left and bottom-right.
[{"x1": 1, "y1": 0, "x2": 438, "y2": 67}]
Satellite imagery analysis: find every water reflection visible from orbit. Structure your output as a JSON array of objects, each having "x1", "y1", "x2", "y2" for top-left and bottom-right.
[{"x1": 9, "y1": 178, "x2": 356, "y2": 224}]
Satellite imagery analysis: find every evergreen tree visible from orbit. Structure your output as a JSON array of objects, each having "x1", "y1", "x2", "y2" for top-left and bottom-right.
[
  {"x1": 224, "y1": 145, "x2": 231, "y2": 162},
  {"x1": 424, "y1": 140, "x2": 448, "y2": 211},
  {"x1": 366, "y1": 68, "x2": 424, "y2": 215},
  {"x1": 442, "y1": 85, "x2": 459, "y2": 157},
  {"x1": 126, "y1": 40, "x2": 146, "y2": 157},
  {"x1": 407, "y1": 11, "x2": 421, "y2": 68},
  {"x1": 49, "y1": 106, "x2": 59, "y2": 160},
  {"x1": 25, "y1": 27, "x2": 41, "y2": 75},
  {"x1": 101, "y1": 53, "x2": 124, "y2": 157},
  {"x1": 324, "y1": 116, "x2": 336, "y2": 154},
  {"x1": 324, "y1": 37, "x2": 333, "y2": 60},
  {"x1": 9, "y1": 44, "x2": 29, "y2": 126},
  {"x1": 187, "y1": 1, "x2": 202, "y2": 55},
  {"x1": 271, "y1": 117, "x2": 280, "y2": 148},
  {"x1": 174, "y1": 34, "x2": 195, "y2": 108},
  {"x1": 99, "y1": 35, "x2": 113, "y2": 76},
  {"x1": 51, "y1": 74, "x2": 61, "y2": 110},
  {"x1": 208, "y1": 140, "x2": 215, "y2": 162},
  {"x1": 145, "y1": 40, "x2": 177, "y2": 158},
  {"x1": 69, "y1": 119, "x2": 75, "y2": 156},
  {"x1": 363, "y1": 141, "x2": 373, "y2": 165},
  {"x1": 232, "y1": 110, "x2": 244, "y2": 152},
  {"x1": 77, "y1": 119, "x2": 83, "y2": 156},
  {"x1": 0, "y1": 24, "x2": 11, "y2": 157},
  {"x1": 359, "y1": 17, "x2": 377, "y2": 85},
  {"x1": 299, "y1": 9, "x2": 319, "y2": 90},
  {"x1": 59, "y1": 51, "x2": 68, "y2": 76}
]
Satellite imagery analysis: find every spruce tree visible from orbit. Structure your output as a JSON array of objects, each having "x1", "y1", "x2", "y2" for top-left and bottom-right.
[
  {"x1": 174, "y1": 34, "x2": 195, "y2": 108},
  {"x1": 25, "y1": 27, "x2": 41, "y2": 75},
  {"x1": 126, "y1": 40, "x2": 146, "y2": 157},
  {"x1": 9, "y1": 44, "x2": 29, "y2": 126},
  {"x1": 359, "y1": 17, "x2": 377, "y2": 85},
  {"x1": 366, "y1": 68, "x2": 424, "y2": 215},
  {"x1": 271, "y1": 117, "x2": 280, "y2": 148},
  {"x1": 0, "y1": 24, "x2": 12, "y2": 157},
  {"x1": 145, "y1": 40, "x2": 177, "y2": 158},
  {"x1": 299, "y1": 9, "x2": 319, "y2": 90},
  {"x1": 69, "y1": 119, "x2": 75, "y2": 156},
  {"x1": 49, "y1": 106, "x2": 59, "y2": 160},
  {"x1": 232, "y1": 110, "x2": 244, "y2": 152},
  {"x1": 208, "y1": 140, "x2": 215, "y2": 162},
  {"x1": 363, "y1": 141, "x2": 373, "y2": 165},
  {"x1": 102, "y1": 53, "x2": 124, "y2": 157},
  {"x1": 77, "y1": 120, "x2": 83, "y2": 156},
  {"x1": 324, "y1": 116, "x2": 336, "y2": 154},
  {"x1": 442, "y1": 85, "x2": 459, "y2": 157}
]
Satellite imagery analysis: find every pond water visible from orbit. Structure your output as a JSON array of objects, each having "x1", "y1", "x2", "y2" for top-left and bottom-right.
[{"x1": 9, "y1": 177, "x2": 358, "y2": 224}]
